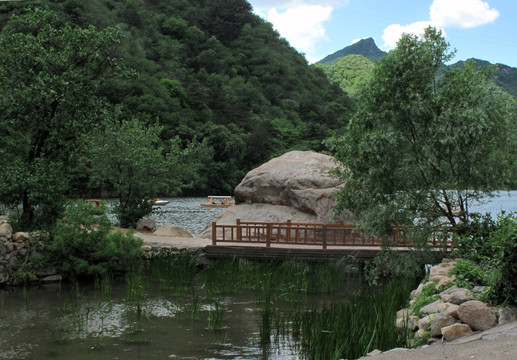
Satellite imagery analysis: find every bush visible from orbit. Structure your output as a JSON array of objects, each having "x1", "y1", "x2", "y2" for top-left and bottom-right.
[
  {"x1": 488, "y1": 213, "x2": 517, "y2": 306},
  {"x1": 48, "y1": 200, "x2": 143, "y2": 278},
  {"x1": 454, "y1": 212, "x2": 517, "y2": 306},
  {"x1": 449, "y1": 259, "x2": 486, "y2": 289}
]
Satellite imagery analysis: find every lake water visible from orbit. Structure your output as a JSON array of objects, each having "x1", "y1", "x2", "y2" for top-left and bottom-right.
[{"x1": 106, "y1": 191, "x2": 517, "y2": 236}]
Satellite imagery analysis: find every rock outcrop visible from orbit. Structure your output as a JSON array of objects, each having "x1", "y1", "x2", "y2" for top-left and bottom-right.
[
  {"x1": 200, "y1": 151, "x2": 351, "y2": 238},
  {"x1": 396, "y1": 259, "x2": 510, "y2": 345},
  {"x1": 153, "y1": 224, "x2": 193, "y2": 238}
]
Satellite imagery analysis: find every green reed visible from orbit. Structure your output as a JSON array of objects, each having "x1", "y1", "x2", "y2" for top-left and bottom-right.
[
  {"x1": 287, "y1": 277, "x2": 414, "y2": 360},
  {"x1": 207, "y1": 298, "x2": 225, "y2": 332}
]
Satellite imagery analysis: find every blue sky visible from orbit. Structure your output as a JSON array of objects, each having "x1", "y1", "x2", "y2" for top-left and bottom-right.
[{"x1": 248, "y1": 0, "x2": 517, "y2": 67}]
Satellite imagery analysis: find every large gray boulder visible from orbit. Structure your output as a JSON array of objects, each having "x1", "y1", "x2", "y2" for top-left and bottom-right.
[
  {"x1": 199, "y1": 151, "x2": 352, "y2": 239},
  {"x1": 234, "y1": 151, "x2": 350, "y2": 221}
]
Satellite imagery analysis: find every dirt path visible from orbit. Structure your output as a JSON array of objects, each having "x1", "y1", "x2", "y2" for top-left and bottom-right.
[
  {"x1": 133, "y1": 232, "x2": 211, "y2": 250},
  {"x1": 360, "y1": 321, "x2": 517, "y2": 360}
]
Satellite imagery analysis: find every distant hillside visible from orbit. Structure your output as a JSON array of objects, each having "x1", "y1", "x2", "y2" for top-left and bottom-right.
[
  {"x1": 315, "y1": 54, "x2": 374, "y2": 96},
  {"x1": 0, "y1": 0, "x2": 355, "y2": 194},
  {"x1": 318, "y1": 38, "x2": 386, "y2": 65},
  {"x1": 450, "y1": 58, "x2": 517, "y2": 98}
]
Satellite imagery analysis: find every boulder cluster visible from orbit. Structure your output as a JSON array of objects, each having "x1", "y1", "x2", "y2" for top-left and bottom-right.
[
  {"x1": 396, "y1": 259, "x2": 517, "y2": 344},
  {"x1": 0, "y1": 217, "x2": 60, "y2": 286}
]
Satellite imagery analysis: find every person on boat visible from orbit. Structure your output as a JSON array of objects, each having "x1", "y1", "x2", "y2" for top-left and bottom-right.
[{"x1": 224, "y1": 199, "x2": 229, "y2": 205}]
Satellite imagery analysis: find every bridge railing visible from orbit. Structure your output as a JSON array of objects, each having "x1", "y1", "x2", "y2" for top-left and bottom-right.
[{"x1": 211, "y1": 219, "x2": 455, "y2": 250}]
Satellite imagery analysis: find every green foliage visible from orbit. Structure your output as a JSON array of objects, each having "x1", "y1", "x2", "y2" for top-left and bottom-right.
[
  {"x1": 449, "y1": 260, "x2": 486, "y2": 289},
  {"x1": 410, "y1": 282, "x2": 439, "y2": 315},
  {"x1": 86, "y1": 117, "x2": 211, "y2": 227},
  {"x1": 317, "y1": 54, "x2": 375, "y2": 97},
  {"x1": 48, "y1": 200, "x2": 143, "y2": 278},
  {"x1": 1, "y1": 0, "x2": 355, "y2": 197},
  {"x1": 327, "y1": 27, "x2": 516, "y2": 236},
  {"x1": 453, "y1": 212, "x2": 517, "y2": 306},
  {"x1": 0, "y1": 7, "x2": 127, "y2": 229},
  {"x1": 487, "y1": 213, "x2": 517, "y2": 305}
]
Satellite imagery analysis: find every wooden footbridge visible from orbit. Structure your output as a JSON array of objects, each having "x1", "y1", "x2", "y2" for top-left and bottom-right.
[{"x1": 203, "y1": 220, "x2": 454, "y2": 262}]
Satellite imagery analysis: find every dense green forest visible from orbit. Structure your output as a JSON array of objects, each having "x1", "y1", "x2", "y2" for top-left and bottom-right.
[
  {"x1": 318, "y1": 37, "x2": 517, "y2": 99},
  {"x1": 0, "y1": 0, "x2": 354, "y2": 197}
]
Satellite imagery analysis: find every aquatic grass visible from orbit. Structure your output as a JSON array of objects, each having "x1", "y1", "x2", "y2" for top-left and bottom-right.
[
  {"x1": 146, "y1": 251, "x2": 199, "y2": 295},
  {"x1": 290, "y1": 277, "x2": 414, "y2": 360},
  {"x1": 207, "y1": 298, "x2": 225, "y2": 332},
  {"x1": 187, "y1": 289, "x2": 201, "y2": 320}
]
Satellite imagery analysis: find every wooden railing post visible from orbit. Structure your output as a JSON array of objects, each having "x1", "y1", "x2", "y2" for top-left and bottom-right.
[
  {"x1": 287, "y1": 219, "x2": 291, "y2": 243},
  {"x1": 212, "y1": 222, "x2": 217, "y2": 246},
  {"x1": 266, "y1": 223, "x2": 271, "y2": 248},
  {"x1": 237, "y1": 219, "x2": 241, "y2": 241},
  {"x1": 322, "y1": 224, "x2": 327, "y2": 249}
]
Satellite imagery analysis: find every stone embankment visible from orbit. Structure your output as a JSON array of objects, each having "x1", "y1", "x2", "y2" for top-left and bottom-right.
[
  {"x1": 365, "y1": 258, "x2": 517, "y2": 358},
  {"x1": 0, "y1": 217, "x2": 60, "y2": 285},
  {"x1": 0, "y1": 216, "x2": 205, "y2": 286}
]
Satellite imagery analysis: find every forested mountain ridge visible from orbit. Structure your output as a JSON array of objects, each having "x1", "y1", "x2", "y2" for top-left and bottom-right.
[
  {"x1": 318, "y1": 37, "x2": 386, "y2": 65},
  {"x1": 318, "y1": 38, "x2": 517, "y2": 98},
  {"x1": 0, "y1": 0, "x2": 355, "y2": 194},
  {"x1": 450, "y1": 58, "x2": 517, "y2": 98}
]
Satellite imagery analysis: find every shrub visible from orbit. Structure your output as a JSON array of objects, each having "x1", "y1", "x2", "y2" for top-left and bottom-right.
[
  {"x1": 449, "y1": 259, "x2": 486, "y2": 289},
  {"x1": 488, "y1": 213, "x2": 517, "y2": 306},
  {"x1": 48, "y1": 200, "x2": 143, "y2": 278},
  {"x1": 454, "y1": 212, "x2": 517, "y2": 306}
]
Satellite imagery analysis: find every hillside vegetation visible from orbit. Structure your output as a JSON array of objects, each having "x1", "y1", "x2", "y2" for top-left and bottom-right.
[
  {"x1": 0, "y1": 0, "x2": 354, "y2": 196},
  {"x1": 318, "y1": 37, "x2": 517, "y2": 99}
]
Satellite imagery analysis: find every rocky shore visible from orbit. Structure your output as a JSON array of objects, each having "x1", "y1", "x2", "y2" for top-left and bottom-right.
[{"x1": 364, "y1": 258, "x2": 517, "y2": 358}]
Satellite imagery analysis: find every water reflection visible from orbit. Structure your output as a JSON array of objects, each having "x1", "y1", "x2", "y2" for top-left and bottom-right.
[{"x1": 0, "y1": 279, "x2": 309, "y2": 360}]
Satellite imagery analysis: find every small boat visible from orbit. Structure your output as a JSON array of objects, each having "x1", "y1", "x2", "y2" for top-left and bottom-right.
[
  {"x1": 200, "y1": 196, "x2": 235, "y2": 208},
  {"x1": 153, "y1": 199, "x2": 170, "y2": 206}
]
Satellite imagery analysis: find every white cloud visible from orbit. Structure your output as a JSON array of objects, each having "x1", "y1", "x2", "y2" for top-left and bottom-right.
[
  {"x1": 267, "y1": 5, "x2": 333, "y2": 53},
  {"x1": 250, "y1": 0, "x2": 346, "y2": 11},
  {"x1": 381, "y1": 21, "x2": 436, "y2": 50},
  {"x1": 430, "y1": 0, "x2": 499, "y2": 28}
]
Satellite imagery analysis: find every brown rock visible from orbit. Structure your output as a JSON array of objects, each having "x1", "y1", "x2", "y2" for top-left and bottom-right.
[
  {"x1": 136, "y1": 218, "x2": 155, "y2": 232},
  {"x1": 153, "y1": 224, "x2": 192, "y2": 238},
  {"x1": 457, "y1": 300, "x2": 497, "y2": 331},
  {"x1": 440, "y1": 286, "x2": 475, "y2": 305},
  {"x1": 420, "y1": 300, "x2": 444, "y2": 315},
  {"x1": 436, "y1": 276, "x2": 455, "y2": 291},
  {"x1": 12, "y1": 232, "x2": 30, "y2": 242},
  {"x1": 430, "y1": 313, "x2": 458, "y2": 337},
  {"x1": 429, "y1": 264, "x2": 453, "y2": 282},
  {"x1": 418, "y1": 314, "x2": 437, "y2": 331},
  {"x1": 498, "y1": 306, "x2": 517, "y2": 325},
  {"x1": 441, "y1": 323, "x2": 473, "y2": 341},
  {"x1": 0, "y1": 223, "x2": 13, "y2": 239}
]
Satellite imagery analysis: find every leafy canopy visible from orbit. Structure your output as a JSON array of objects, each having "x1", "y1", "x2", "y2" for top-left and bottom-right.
[
  {"x1": 327, "y1": 27, "x2": 516, "y2": 235},
  {"x1": 0, "y1": 7, "x2": 127, "y2": 228}
]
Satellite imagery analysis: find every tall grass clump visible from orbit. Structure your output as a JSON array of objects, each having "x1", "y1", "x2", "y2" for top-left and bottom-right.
[
  {"x1": 292, "y1": 278, "x2": 413, "y2": 360},
  {"x1": 146, "y1": 250, "x2": 199, "y2": 295}
]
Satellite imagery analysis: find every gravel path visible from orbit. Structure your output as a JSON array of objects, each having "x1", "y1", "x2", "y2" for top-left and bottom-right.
[{"x1": 360, "y1": 321, "x2": 517, "y2": 360}]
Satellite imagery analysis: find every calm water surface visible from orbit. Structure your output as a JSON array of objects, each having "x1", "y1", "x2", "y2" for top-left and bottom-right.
[
  {"x1": 1, "y1": 193, "x2": 515, "y2": 359},
  {"x1": 0, "y1": 276, "x2": 359, "y2": 360}
]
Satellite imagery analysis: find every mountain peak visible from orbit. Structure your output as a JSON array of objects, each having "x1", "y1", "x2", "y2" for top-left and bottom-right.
[{"x1": 318, "y1": 37, "x2": 386, "y2": 65}]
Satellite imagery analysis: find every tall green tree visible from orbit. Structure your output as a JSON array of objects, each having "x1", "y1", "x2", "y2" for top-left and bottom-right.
[
  {"x1": 0, "y1": 7, "x2": 126, "y2": 228},
  {"x1": 86, "y1": 116, "x2": 213, "y2": 227},
  {"x1": 327, "y1": 27, "x2": 516, "y2": 235}
]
